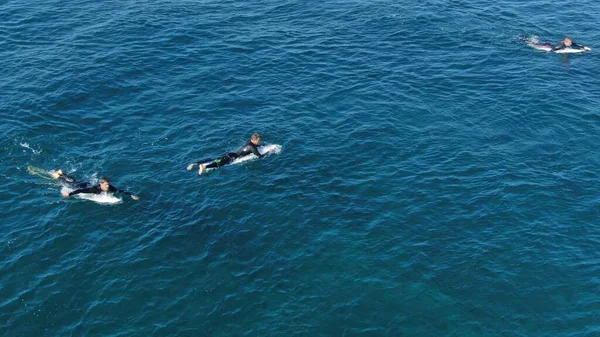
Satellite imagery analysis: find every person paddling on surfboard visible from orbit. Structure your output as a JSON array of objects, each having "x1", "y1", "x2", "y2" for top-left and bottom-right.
[
  {"x1": 187, "y1": 133, "x2": 271, "y2": 175},
  {"x1": 553, "y1": 37, "x2": 591, "y2": 52},
  {"x1": 59, "y1": 176, "x2": 140, "y2": 200},
  {"x1": 523, "y1": 36, "x2": 591, "y2": 52}
]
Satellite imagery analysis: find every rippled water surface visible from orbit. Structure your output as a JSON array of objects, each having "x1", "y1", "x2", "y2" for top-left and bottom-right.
[{"x1": 2, "y1": 0, "x2": 600, "y2": 336}]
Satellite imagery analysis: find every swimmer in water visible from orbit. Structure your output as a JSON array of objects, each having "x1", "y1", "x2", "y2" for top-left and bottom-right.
[
  {"x1": 55, "y1": 173, "x2": 140, "y2": 200},
  {"x1": 186, "y1": 133, "x2": 271, "y2": 175},
  {"x1": 553, "y1": 37, "x2": 591, "y2": 51}
]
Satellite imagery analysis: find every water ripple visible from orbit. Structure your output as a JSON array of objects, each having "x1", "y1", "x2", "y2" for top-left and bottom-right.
[{"x1": 2, "y1": 0, "x2": 600, "y2": 336}]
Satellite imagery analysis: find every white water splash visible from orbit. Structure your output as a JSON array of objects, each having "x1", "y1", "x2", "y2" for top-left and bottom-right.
[{"x1": 20, "y1": 142, "x2": 41, "y2": 154}]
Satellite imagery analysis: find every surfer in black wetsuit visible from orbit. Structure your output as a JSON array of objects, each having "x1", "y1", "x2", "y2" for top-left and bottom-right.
[
  {"x1": 187, "y1": 133, "x2": 270, "y2": 175},
  {"x1": 553, "y1": 37, "x2": 591, "y2": 51},
  {"x1": 521, "y1": 36, "x2": 591, "y2": 53},
  {"x1": 58, "y1": 175, "x2": 140, "y2": 200}
]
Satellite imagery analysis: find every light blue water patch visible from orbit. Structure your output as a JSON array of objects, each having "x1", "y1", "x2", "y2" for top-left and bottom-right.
[{"x1": 1, "y1": 0, "x2": 600, "y2": 336}]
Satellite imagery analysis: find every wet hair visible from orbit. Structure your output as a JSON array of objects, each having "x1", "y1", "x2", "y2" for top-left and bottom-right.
[
  {"x1": 251, "y1": 133, "x2": 261, "y2": 141},
  {"x1": 100, "y1": 177, "x2": 110, "y2": 184}
]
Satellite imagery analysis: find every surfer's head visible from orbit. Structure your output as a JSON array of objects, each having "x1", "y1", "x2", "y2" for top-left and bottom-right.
[
  {"x1": 563, "y1": 37, "x2": 573, "y2": 46},
  {"x1": 99, "y1": 177, "x2": 110, "y2": 191},
  {"x1": 251, "y1": 133, "x2": 261, "y2": 145}
]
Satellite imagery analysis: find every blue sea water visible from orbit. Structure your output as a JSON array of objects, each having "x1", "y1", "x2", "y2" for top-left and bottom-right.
[{"x1": 2, "y1": 0, "x2": 600, "y2": 336}]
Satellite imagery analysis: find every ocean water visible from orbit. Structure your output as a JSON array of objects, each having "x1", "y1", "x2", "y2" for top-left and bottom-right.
[{"x1": 1, "y1": 0, "x2": 600, "y2": 336}]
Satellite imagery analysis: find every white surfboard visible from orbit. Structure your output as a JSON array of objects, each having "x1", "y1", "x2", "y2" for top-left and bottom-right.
[{"x1": 554, "y1": 47, "x2": 589, "y2": 54}]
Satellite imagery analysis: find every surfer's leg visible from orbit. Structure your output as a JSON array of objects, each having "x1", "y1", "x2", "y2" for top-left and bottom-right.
[
  {"x1": 57, "y1": 176, "x2": 70, "y2": 187},
  {"x1": 51, "y1": 170, "x2": 89, "y2": 189},
  {"x1": 58, "y1": 177, "x2": 90, "y2": 190},
  {"x1": 187, "y1": 157, "x2": 215, "y2": 170},
  {"x1": 199, "y1": 153, "x2": 237, "y2": 175}
]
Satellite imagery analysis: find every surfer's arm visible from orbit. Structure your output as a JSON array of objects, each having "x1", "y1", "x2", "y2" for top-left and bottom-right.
[
  {"x1": 571, "y1": 42, "x2": 591, "y2": 51},
  {"x1": 65, "y1": 187, "x2": 97, "y2": 197},
  {"x1": 250, "y1": 145, "x2": 264, "y2": 158},
  {"x1": 109, "y1": 185, "x2": 140, "y2": 200},
  {"x1": 552, "y1": 43, "x2": 566, "y2": 51},
  {"x1": 571, "y1": 42, "x2": 583, "y2": 49}
]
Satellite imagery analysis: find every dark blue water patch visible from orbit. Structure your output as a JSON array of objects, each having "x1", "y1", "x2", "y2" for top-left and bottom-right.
[{"x1": 2, "y1": 0, "x2": 600, "y2": 336}]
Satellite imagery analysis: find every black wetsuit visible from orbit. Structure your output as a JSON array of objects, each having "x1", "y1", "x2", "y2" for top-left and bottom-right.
[
  {"x1": 197, "y1": 140, "x2": 264, "y2": 169},
  {"x1": 553, "y1": 42, "x2": 585, "y2": 51},
  {"x1": 68, "y1": 184, "x2": 133, "y2": 197},
  {"x1": 58, "y1": 174, "x2": 92, "y2": 190}
]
